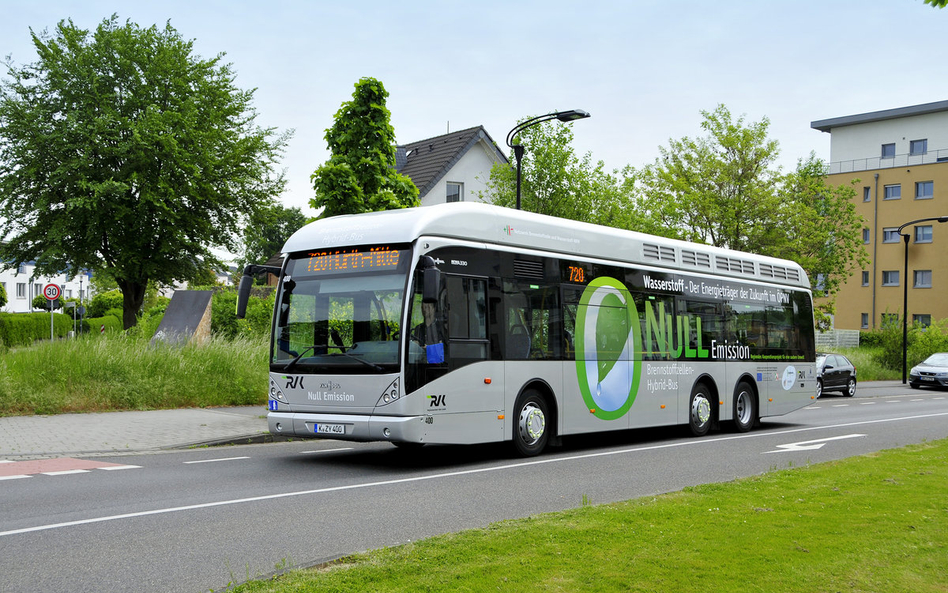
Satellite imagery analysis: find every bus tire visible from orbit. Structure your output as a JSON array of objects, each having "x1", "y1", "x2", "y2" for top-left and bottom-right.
[
  {"x1": 513, "y1": 389, "x2": 549, "y2": 457},
  {"x1": 689, "y1": 384, "x2": 713, "y2": 437},
  {"x1": 732, "y1": 381, "x2": 756, "y2": 433}
]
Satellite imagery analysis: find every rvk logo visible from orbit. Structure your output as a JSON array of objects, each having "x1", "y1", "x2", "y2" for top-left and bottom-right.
[
  {"x1": 428, "y1": 394, "x2": 446, "y2": 408},
  {"x1": 284, "y1": 376, "x2": 305, "y2": 389}
]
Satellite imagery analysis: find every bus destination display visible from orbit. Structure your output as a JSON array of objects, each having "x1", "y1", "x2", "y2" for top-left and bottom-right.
[{"x1": 305, "y1": 246, "x2": 403, "y2": 275}]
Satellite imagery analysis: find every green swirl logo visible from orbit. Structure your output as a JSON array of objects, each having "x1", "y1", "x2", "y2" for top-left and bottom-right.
[{"x1": 575, "y1": 277, "x2": 642, "y2": 420}]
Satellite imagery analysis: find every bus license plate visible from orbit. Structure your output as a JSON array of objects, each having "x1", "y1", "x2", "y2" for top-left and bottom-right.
[{"x1": 315, "y1": 423, "x2": 345, "y2": 435}]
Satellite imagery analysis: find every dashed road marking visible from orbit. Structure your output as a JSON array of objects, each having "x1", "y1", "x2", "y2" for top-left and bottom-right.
[{"x1": 0, "y1": 458, "x2": 141, "y2": 480}]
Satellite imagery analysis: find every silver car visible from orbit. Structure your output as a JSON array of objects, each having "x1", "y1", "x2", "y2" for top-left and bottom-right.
[{"x1": 909, "y1": 352, "x2": 948, "y2": 389}]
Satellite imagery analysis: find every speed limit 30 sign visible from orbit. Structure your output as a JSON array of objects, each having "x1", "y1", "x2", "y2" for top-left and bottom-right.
[{"x1": 43, "y1": 283, "x2": 62, "y2": 301}]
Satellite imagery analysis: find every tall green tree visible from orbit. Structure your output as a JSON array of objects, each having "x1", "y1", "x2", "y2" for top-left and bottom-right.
[
  {"x1": 634, "y1": 105, "x2": 866, "y2": 327},
  {"x1": 636, "y1": 105, "x2": 784, "y2": 252},
  {"x1": 310, "y1": 77, "x2": 418, "y2": 218},
  {"x1": 237, "y1": 202, "x2": 308, "y2": 272},
  {"x1": 0, "y1": 16, "x2": 290, "y2": 329},
  {"x1": 483, "y1": 119, "x2": 640, "y2": 229}
]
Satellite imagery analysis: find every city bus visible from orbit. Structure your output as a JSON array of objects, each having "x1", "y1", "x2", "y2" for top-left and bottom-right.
[{"x1": 236, "y1": 202, "x2": 817, "y2": 456}]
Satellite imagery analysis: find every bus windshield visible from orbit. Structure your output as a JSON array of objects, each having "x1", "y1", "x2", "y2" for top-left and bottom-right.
[{"x1": 271, "y1": 247, "x2": 409, "y2": 374}]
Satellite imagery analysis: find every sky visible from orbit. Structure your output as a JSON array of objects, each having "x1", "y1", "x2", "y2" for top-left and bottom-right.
[{"x1": 3, "y1": 0, "x2": 948, "y2": 219}]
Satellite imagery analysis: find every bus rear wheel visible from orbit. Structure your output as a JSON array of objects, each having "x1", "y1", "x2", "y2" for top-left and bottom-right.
[
  {"x1": 689, "y1": 384, "x2": 713, "y2": 437},
  {"x1": 733, "y1": 382, "x2": 756, "y2": 433},
  {"x1": 514, "y1": 389, "x2": 549, "y2": 457}
]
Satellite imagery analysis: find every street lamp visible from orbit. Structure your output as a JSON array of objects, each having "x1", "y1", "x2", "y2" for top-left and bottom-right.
[
  {"x1": 505, "y1": 109, "x2": 590, "y2": 210},
  {"x1": 897, "y1": 215, "x2": 948, "y2": 383}
]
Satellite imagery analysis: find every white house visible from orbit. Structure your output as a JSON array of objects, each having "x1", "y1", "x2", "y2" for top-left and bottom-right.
[
  {"x1": 396, "y1": 126, "x2": 508, "y2": 207},
  {"x1": 0, "y1": 258, "x2": 92, "y2": 314}
]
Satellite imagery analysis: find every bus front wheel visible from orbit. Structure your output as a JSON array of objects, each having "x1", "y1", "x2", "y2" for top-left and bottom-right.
[
  {"x1": 689, "y1": 384, "x2": 713, "y2": 437},
  {"x1": 514, "y1": 389, "x2": 549, "y2": 457}
]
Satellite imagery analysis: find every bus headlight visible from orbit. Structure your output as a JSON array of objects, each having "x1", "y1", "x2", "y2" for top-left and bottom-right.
[
  {"x1": 269, "y1": 379, "x2": 289, "y2": 403},
  {"x1": 376, "y1": 378, "x2": 401, "y2": 406}
]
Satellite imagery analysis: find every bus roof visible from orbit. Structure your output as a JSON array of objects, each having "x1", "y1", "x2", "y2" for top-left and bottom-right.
[{"x1": 283, "y1": 203, "x2": 810, "y2": 289}]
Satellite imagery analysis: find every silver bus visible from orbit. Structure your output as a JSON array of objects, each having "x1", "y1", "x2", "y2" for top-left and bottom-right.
[{"x1": 237, "y1": 203, "x2": 817, "y2": 456}]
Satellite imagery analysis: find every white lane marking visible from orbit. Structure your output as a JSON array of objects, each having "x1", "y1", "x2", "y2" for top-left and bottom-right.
[
  {"x1": 183, "y1": 456, "x2": 250, "y2": 465},
  {"x1": 99, "y1": 465, "x2": 142, "y2": 471},
  {"x1": 4, "y1": 410, "x2": 948, "y2": 539},
  {"x1": 0, "y1": 475, "x2": 31, "y2": 481},
  {"x1": 300, "y1": 448, "x2": 354, "y2": 454},
  {"x1": 42, "y1": 470, "x2": 91, "y2": 476},
  {"x1": 764, "y1": 433, "x2": 866, "y2": 454},
  {"x1": 860, "y1": 402, "x2": 876, "y2": 405}
]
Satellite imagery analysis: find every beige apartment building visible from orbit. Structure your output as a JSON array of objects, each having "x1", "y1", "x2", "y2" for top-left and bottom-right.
[{"x1": 811, "y1": 100, "x2": 948, "y2": 331}]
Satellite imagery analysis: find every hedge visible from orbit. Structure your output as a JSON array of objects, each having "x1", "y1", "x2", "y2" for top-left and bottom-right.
[{"x1": 0, "y1": 312, "x2": 122, "y2": 348}]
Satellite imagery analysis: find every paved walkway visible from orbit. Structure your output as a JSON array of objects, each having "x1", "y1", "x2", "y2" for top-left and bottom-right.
[{"x1": 0, "y1": 406, "x2": 269, "y2": 460}]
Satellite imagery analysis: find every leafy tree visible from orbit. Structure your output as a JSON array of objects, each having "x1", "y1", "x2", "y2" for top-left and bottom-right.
[
  {"x1": 0, "y1": 16, "x2": 290, "y2": 329},
  {"x1": 310, "y1": 77, "x2": 419, "y2": 218},
  {"x1": 237, "y1": 203, "x2": 308, "y2": 272},
  {"x1": 483, "y1": 119, "x2": 641, "y2": 229},
  {"x1": 0, "y1": 282, "x2": 6, "y2": 309},
  {"x1": 634, "y1": 105, "x2": 867, "y2": 327},
  {"x1": 924, "y1": 0, "x2": 947, "y2": 8},
  {"x1": 635, "y1": 105, "x2": 784, "y2": 252},
  {"x1": 777, "y1": 154, "x2": 868, "y2": 325},
  {"x1": 32, "y1": 294, "x2": 62, "y2": 311}
]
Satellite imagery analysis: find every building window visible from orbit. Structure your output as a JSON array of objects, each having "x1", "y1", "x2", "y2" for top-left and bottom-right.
[
  {"x1": 861, "y1": 271, "x2": 870, "y2": 286},
  {"x1": 17, "y1": 283, "x2": 26, "y2": 298},
  {"x1": 446, "y1": 182, "x2": 463, "y2": 203},
  {"x1": 881, "y1": 143, "x2": 896, "y2": 159},
  {"x1": 915, "y1": 181, "x2": 934, "y2": 200},
  {"x1": 882, "y1": 270, "x2": 899, "y2": 286},
  {"x1": 65, "y1": 289, "x2": 73, "y2": 299},
  {"x1": 33, "y1": 283, "x2": 42, "y2": 298},
  {"x1": 863, "y1": 186, "x2": 871, "y2": 202},
  {"x1": 882, "y1": 228, "x2": 901, "y2": 243},
  {"x1": 862, "y1": 228, "x2": 870, "y2": 244},
  {"x1": 883, "y1": 184, "x2": 901, "y2": 200},
  {"x1": 910, "y1": 139, "x2": 928, "y2": 156},
  {"x1": 915, "y1": 225, "x2": 933, "y2": 243},
  {"x1": 914, "y1": 270, "x2": 932, "y2": 288},
  {"x1": 861, "y1": 313, "x2": 869, "y2": 329},
  {"x1": 913, "y1": 314, "x2": 932, "y2": 327}
]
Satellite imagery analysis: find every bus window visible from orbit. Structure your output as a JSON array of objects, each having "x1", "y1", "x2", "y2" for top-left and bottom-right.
[
  {"x1": 635, "y1": 293, "x2": 675, "y2": 361},
  {"x1": 504, "y1": 280, "x2": 561, "y2": 360},
  {"x1": 445, "y1": 275, "x2": 489, "y2": 363}
]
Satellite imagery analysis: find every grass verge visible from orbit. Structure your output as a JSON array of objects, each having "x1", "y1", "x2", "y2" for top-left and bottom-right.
[
  {"x1": 233, "y1": 439, "x2": 948, "y2": 593},
  {"x1": 0, "y1": 334, "x2": 267, "y2": 415}
]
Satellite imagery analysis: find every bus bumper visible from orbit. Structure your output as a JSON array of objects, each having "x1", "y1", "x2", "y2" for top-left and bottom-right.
[{"x1": 267, "y1": 411, "x2": 428, "y2": 443}]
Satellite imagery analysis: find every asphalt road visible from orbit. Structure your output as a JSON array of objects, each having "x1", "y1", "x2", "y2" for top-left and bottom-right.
[{"x1": 2, "y1": 384, "x2": 947, "y2": 593}]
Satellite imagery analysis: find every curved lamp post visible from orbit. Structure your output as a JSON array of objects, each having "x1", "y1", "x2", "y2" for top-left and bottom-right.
[
  {"x1": 505, "y1": 109, "x2": 590, "y2": 210},
  {"x1": 897, "y1": 215, "x2": 948, "y2": 383}
]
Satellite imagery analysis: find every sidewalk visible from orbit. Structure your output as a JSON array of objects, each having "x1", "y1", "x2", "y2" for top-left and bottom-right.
[{"x1": 0, "y1": 406, "x2": 270, "y2": 460}]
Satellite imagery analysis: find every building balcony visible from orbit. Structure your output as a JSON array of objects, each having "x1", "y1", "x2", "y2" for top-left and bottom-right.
[{"x1": 828, "y1": 148, "x2": 948, "y2": 174}]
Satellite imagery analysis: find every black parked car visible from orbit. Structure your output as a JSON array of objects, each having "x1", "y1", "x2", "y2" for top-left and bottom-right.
[{"x1": 816, "y1": 353, "x2": 857, "y2": 398}]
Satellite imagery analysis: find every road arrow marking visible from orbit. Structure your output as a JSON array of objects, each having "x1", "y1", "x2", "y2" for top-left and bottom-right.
[{"x1": 764, "y1": 433, "x2": 866, "y2": 454}]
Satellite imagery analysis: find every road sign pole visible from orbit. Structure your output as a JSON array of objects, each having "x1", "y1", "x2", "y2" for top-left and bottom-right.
[{"x1": 43, "y1": 283, "x2": 62, "y2": 341}]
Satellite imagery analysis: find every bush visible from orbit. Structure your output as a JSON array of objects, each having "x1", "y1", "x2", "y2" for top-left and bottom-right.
[
  {"x1": 870, "y1": 316, "x2": 948, "y2": 371},
  {"x1": 81, "y1": 315, "x2": 123, "y2": 335},
  {"x1": 87, "y1": 289, "x2": 124, "y2": 318}
]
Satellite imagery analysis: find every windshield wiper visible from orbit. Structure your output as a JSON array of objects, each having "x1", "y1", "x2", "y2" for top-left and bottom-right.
[
  {"x1": 329, "y1": 349, "x2": 384, "y2": 372},
  {"x1": 283, "y1": 345, "x2": 318, "y2": 372}
]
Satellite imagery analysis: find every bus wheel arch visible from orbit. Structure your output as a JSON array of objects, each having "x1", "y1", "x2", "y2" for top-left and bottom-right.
[
  {"x1": 732, "y1": 377, "x2": 758, "y2": 433},
  {"x1": 512, "y1": 381, "x2": 557, "y2": 457},
  {"x1": 688, "y1": 377, "x2": 717, "y2": 437}
]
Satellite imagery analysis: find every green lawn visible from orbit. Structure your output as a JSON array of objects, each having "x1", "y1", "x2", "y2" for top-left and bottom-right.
[{"x1": 233, "y1": 439, "x2": 948, "y2": 593}]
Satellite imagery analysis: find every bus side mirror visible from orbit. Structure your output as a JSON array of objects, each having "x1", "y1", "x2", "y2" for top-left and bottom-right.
[
  {"x1": 423, "y1": 267, "x2": 441, "y2": 304},
  {"x1": 236, "y1": 271, "x2": 254, "y2": 319}
]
